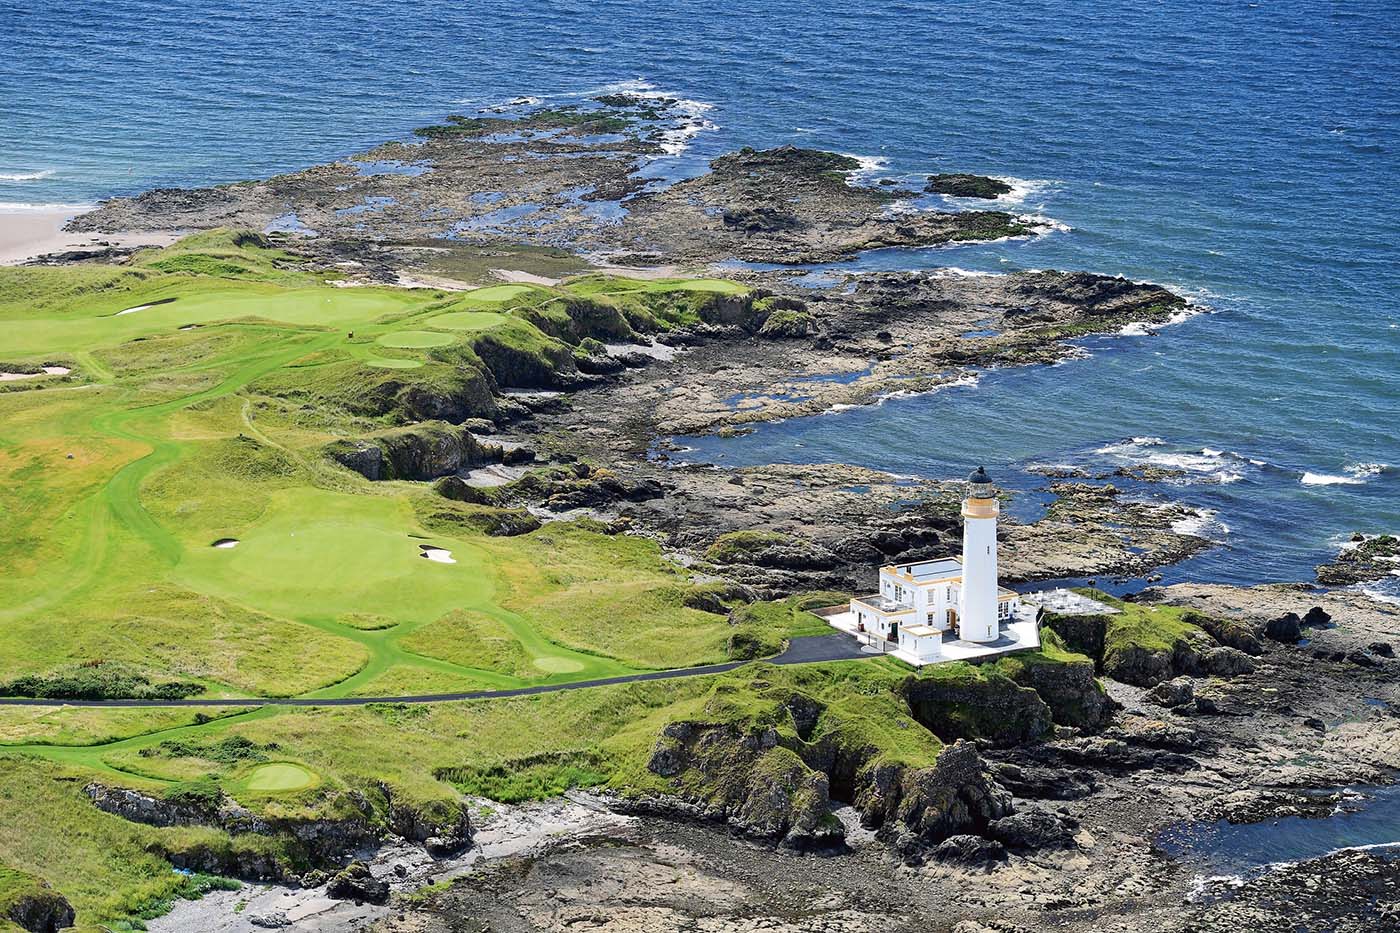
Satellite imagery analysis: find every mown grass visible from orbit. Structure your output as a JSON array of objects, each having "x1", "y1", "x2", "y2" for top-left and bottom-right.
[{"x1": 0, "y1": 232, "x2": 820, "y2": 926}]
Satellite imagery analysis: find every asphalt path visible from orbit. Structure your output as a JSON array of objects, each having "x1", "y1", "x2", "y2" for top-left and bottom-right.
[{"x1": 0, "y1": 635, "x2": 876, "y2": 709}]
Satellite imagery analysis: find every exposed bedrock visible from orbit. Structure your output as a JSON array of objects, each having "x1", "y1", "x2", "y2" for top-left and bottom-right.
[
  {"x1": 82, "y1": 781, "x2": 472, "y2": 882},
  {"x1": 324, "y1": 421, "x2": 503, "y2": 481},
  {"x1": 2, "y1": 873, "x2": 75, "y2": 933},
  {"x1": 1315, "y1": 533, "x2": 1400, "y2": 585}
]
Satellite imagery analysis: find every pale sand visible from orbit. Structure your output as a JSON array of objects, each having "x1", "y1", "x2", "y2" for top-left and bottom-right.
[{"x1": 0, "y1": 207, "x2": 180, "y2": 265}]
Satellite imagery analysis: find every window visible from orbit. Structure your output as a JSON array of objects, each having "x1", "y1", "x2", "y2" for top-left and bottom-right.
[{"x1": 927, "y1": 613, "x2": 935, "y2": 624}]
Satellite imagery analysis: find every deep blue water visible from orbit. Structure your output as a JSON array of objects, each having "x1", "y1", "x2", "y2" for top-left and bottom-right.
[{"x1": 3, "y1": 0, "x2": 1398, "y2": 594}]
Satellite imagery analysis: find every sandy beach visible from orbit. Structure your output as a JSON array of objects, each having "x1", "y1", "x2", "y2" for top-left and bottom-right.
[{"x1": 0, "y1": 206, "x2": 178, "y2": 265}]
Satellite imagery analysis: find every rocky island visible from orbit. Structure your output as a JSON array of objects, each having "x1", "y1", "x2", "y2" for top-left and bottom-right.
[{"x1": 0, "y1": 97, "x2": 1394, "y2": 933}]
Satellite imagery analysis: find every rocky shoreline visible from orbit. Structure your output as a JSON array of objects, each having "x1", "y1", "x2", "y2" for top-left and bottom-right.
[{"x1": 20, "y1": 98, "x2": 1399, "y2": 932}]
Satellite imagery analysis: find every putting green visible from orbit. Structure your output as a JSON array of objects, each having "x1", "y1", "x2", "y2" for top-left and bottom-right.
[
  {"x1": 461, "y1": 284, "x2": 532, "y2": 303},
  {"x1": 376, "y1": 330, "x2": 457, "y2": 348},
  {"x1": 532, "y1": 656, "x2": 586, "y2": 674},
  {"x1": 3, "y1": 285, "x2": 427, "y2": 357},
  {"x1": 244, "y1": 762, "x2": 317, "y2": 793},
  {"x1": 421, "y1": 311, "x2": 509, "y2": 331},
  {"x1": 174, "y1": 488, "x2": 493, "y2": 625}
]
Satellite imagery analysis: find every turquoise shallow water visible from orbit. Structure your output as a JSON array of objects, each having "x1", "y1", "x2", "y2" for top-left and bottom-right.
[{"x1": 3, "y1": 0, "x2": 1398, "y2": 593}]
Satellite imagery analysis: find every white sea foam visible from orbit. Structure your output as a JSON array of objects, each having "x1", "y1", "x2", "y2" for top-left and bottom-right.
[
  {"x1": 0, "y1": 169, "x2": 55, "y2": 182},
  {"x1": 1118, "y1": 321, "x2": 1154, "y2": 337},
  {"x1": 0, "y1": 201, "x2": 94, "y2": 213},
  {"x1": 1185, "y1": 873, "x2": 1247, "y2": 904},
  {"x1": 1094, "y1": 437, "x2": 1249, "y2": 484},
  {"x1": 1300, "y1": 472, "x2": 1364, "y2": 486},
  {"x1": 993, "y1": 176, "x2": 1059, "y2": 206},
  {"x1": 1345, "y1": 462, "x2": 1386, "y2": 479},
  {"x1": 873, "y1": 373, "x2": 980, "y2": 406},
  {"x1": 1172, "y1": 508, "x2": 1230, "y2": 539},
  {"x1": 931, "y1": 266, "x2": 1004, "y2": 279}
]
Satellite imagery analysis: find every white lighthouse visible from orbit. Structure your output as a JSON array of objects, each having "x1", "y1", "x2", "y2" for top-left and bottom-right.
[{"x1": 958, "y1": 466, "x2": 1000, "y2": 643}]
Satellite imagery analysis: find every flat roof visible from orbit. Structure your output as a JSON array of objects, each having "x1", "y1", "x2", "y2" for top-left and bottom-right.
[
  {"x1": 884, "y1": 556, "x2": 963, "y2": 581},
  {"x1": 902, "y1": 624, "x2": 942, "y2": 637}
]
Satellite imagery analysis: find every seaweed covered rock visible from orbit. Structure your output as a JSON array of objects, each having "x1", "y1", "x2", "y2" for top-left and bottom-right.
[
  {"x1": 1316, "y1": 534, "x2": 1400, "y2": 585},
  {"x1": 326, "y1": 861, "x2": 389, "y2": 905},
  {"x1": 704, "y1": 530, "x2": 838, "y2": 570},
  {"x1": 757, "y1": 308, "x2": 819, "y2": 338},
  {"x1": 925, "y1": 173, "x2": 1012, "y2": 199}
]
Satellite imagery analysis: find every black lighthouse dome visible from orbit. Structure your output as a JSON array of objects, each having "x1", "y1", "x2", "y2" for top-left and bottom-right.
[{"x1": 968, "y1": 466, "x2": 992, "y2": 485}]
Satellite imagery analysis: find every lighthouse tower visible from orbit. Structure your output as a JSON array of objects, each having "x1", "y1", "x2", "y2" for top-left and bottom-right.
[{"x1": 958, "y1": 466, "x2": 1000, "y2": 643}]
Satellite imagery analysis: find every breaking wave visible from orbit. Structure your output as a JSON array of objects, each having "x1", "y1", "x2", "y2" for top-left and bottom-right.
[
  {"x1": 0, "y1": 169, "x2": 55, "y2": 181},
  {"x1": 1300, "y1": 463, "x2": 1385, "y2": 486}
]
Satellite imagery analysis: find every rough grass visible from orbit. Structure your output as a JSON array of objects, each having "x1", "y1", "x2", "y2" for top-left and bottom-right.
[{"x1": 0, "y1": 234, "x2": 769, "y2": 918}]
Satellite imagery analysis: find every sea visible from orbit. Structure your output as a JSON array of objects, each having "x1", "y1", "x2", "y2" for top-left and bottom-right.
[{"x1": 3, "y1": 0, "x2": 1398, "y2": 597}]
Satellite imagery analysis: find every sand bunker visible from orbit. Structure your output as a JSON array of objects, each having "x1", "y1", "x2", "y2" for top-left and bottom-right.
[
  {"x1": 419, "y1": 545, "x2": 456, "y2": 564},
  {"x1": 114, "y1": 297, "x2": 177, "y2": 316},
  {"x1": 0, "y1": 366, "x2": 70, "y2": 381},
  {"x1": 211, "y1": 538, "x2": 239, "y2": 548}
]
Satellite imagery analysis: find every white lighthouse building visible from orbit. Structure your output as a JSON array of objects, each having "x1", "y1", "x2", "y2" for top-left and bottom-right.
[
  {"x1": 958, "y1": 466, "x2": 1001, "y2": 643},
  {"x1": 828, "y1": 466, "x2": 1037, "y2": 667}
]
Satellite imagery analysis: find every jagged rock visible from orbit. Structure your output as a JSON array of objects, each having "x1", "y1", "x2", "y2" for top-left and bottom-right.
[
  {"x1": 432, "y1": 475, "x2": 490, "y2": 504},
  {"x1": 1348, "y1": 650, "x2": 1380, "y2": 668},
  {"x1": 248, "y1": 911, "x2": 291, "y2": 929},
  {"x1": 1200, "y1": 646, "x2": 1257, "y2": 676},
  {"x1": 326, "y1": 422, "x2": 498, "y2": 481},
  {"x1": 642, "y1": 720, "x2": 837, "y2": 848},
  {"x1": 901, "y1": 673, "x2": 1053, "y2": 747},
  {"x1": 326, "y1": 861, "x2": 390, "y2": 905},
  {"x1": 984, "y1": 808, "x2": 1076, "y2": 851},
  {"x1": 1303, "y1": 606, "x2": 1333, "y2": 628},
  {"x1": 1264, "y1": 612, "x2": 1303, "y2": 643},
  {"x1": 987, "y1": 761, "x2": 1096, "y2": 800},
  {"x1": 1186, "y1": 611, "x2": 1264, "y2": 655},
  {"x1": 931, "y1": 834, "x2": 1007, "y2": 866},
  {"x1": 4, "y1": 883, "x2": 75, "y2": 933},
  {"x1": 1004, "y1": 655, "x2": 1118, "y2": 731},
  {"x1": 375, "y1": 782, "x2": 472, "y2": 856},
  {"x1": 858, "y1": 741, "x2": 1014, "y2": 850},
  {"x1": 1368, "y1": 641, "x2": 1394, "y2": 658},
  {"x1": 1145, "y1": 676, "x2": 1195, "y2": 708},
  {"x1": 1109, "y1": 716, "x2": 1200, "y2": 751}
]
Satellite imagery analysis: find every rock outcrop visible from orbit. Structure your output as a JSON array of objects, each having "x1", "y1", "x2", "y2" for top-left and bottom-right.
[
  {"x1": 325, "y1": 421, "x2": 500, "y2": 481},
  {"x1": 2, "y1": 876, "x2": 75, "y2": 933},
  {"x1": 901, "y1": 670, "x2": 1054, "y2": 747}
]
